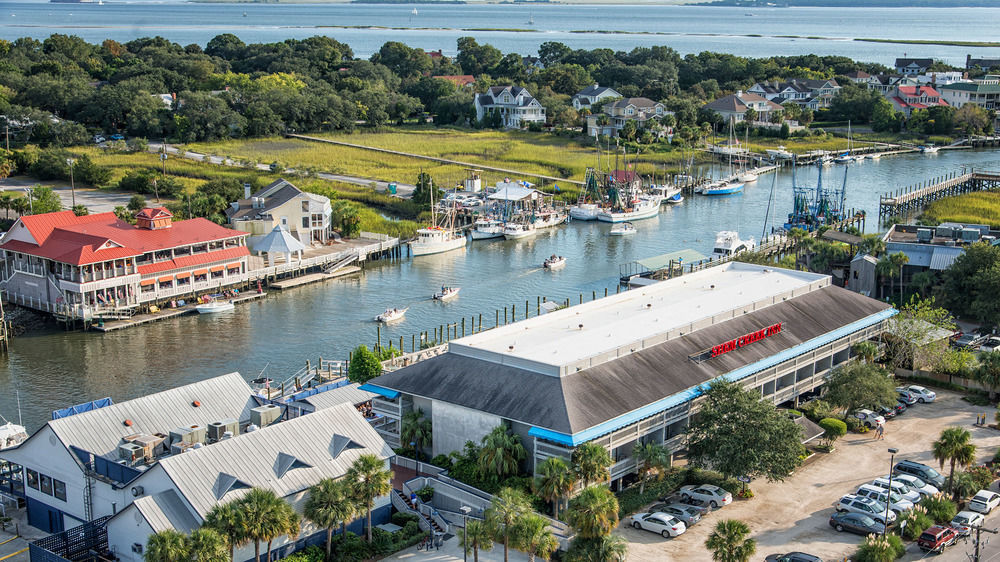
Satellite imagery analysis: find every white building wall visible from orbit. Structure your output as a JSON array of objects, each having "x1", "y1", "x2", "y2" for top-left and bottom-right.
[
  {"x1": 431, "y1": 401, "x2": 501, "y2": 457},
  {"x1": 3, "y1": 427, "x2": 89, "y2": 525},
  {"x1": 107, "y1": 505, "x2": 154, "y2": 562}
]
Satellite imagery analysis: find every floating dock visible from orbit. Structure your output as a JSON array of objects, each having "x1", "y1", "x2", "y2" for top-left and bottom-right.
[
  {"x1": 91, "y1": 292, "x2": 267, "y2": 332},
  {"x1": 269, "y1": 266, "x2": 362, "y2": 290}
]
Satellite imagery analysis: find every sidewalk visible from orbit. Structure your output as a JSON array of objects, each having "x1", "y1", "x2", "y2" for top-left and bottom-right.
[{"x1": 386, "y1": 534, "x2": 529, "y2": 561}]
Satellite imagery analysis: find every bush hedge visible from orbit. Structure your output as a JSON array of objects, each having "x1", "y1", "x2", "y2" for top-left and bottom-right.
[
  {"x1": 855, "y1": 533, "x2": 905, "y2": 562},
  {"x1": 898, "y1": 505, "x2": 934, "y2": 540},
  {"x1": 617, "y1": 468, "x2": 686, "y2": 518},
  {"x1": 919, "y1": 494, "x2": 958, "y2": 524},
  {"x1": 800, "y1": 399, "x2": 836, "y2": 423}
]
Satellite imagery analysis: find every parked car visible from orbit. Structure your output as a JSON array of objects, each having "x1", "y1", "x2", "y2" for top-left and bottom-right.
[
  {"x1": 895, "y1": 400, "x2": 908, "y2": 414},
  {"x1": 647, "y1": 504, "x2": 703, "y2": 526},
  {"x1": 678, "y1": 485, "x2": 732, "y2": 509},
  {"x1": 969, "y1": 490, "x2": 1000, "y2": 514},
  {"x1": 891, "y1": 474, "x2": 940, "y2": 497},
  {"x1": 764, "y1": 554, "x2": 823, "y2": 562},
  {"x1": 898, "y1": 385, "x2": 936, "y2": 403},
  {"x1": 870, "y1": 477, "x2": 921, "y2": 503},
  {"x1": 876, "y1": 405, "x2": 896, "y2": 420},
  {"x1": 950, "y1": 510, "x2": 986, "y2": 536},
  {"x1": 980, "y1": 337, "x2": 1000, "y2": 352},
  {"x1": 628, "y1": 512, "x2": 686, "y2": 538},
  {"x1": 918, "y1": 525, "x2": 958, "y2": 553},
  {"x1": 896, "y1": 390, "x2": 918, "y2": 405},
  {"x1": 954, "y1": 332, "x2": 988, "y2": 349},
  {"x1": 93, "y1": 135, "x2": 106, "y2": 144},
  {"x1": 853, "y1": 409, "x2": 886, "y2": 429},
  {"x1": 836, "y1": 494, "x2": 896, "y2": 525},
  {"x1": 829, "y1": 511, "x2": 886, "y2": 536},
  {"x1": 109, "y1": 134, "x2": 125, "y2": 141},
  {"x1": 855, "y1": 484, "x2": 914, "y2": 515},
  {"x1": 894, "y1": 460, "x2": 947, "y2": 488}
]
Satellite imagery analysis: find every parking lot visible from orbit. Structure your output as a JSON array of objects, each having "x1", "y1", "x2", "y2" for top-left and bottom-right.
[{"x1": 619, "y1": 390, "x2": 1000, "y2": 561}]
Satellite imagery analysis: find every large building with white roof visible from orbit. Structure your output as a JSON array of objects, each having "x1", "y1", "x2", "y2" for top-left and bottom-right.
[{"x1": 364, "y1": 263, "x2": 894, "y2": 486}]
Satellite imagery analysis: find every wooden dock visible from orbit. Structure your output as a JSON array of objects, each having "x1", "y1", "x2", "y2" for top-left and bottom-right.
[
  {"x1": 91, "y1": 292, "x2": 267, "y2": 332},
  {"x1": 878, "y1": 170, "x2": 1000, "y2": 223},
  {"x1": 269, "y1": 266, "x2": 361, "y2": 290}
]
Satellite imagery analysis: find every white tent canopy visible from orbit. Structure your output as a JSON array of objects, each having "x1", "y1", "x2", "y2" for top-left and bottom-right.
[{"x1": 249, "y1": 224, "x2": 307, "y2": 266}]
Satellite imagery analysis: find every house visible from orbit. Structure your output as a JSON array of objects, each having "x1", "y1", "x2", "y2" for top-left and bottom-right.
[
  {"x1": 428, "y1": 49, "x2": 444, "y2": 61},
  {"x1": 151, "y1": 94, "x2": 174, "y2": 109},
  {"x1": 912, "y1": 72, "x2": 967, "y2": 86},
  {"x1": 967, "y1": 54, "x2": 1000, "y2": 70},
  {"x1": 887, "y1": 85, "x2": 949, "y2": 117},
  {"x1": 844, "y1": 70, "x2": 871, "y2": 84},
  {"x1": 473, "y1": 86, "x2": 546, "y2": 128},
  {"x1": 0, "y1": 209, "x2": 249, "y2": 320},
  {"x1": 571, "y1": 84, "x2": 621, "y2": 111},
  {"x1": 747, "y1": 78, "x2": 841, "y2": 109},
  {"x1": 938, "y1": 76, "x2": 1000, "y2": 112},
  {"x1": 704, "y1": 90, "x2": 784, "y2": 123},
  {"x1": 521, "y1": 56, "x2": 544, "y2": 74},
  {"x1": 865, "y1": 74, "x2": 919, "y2": 94},
  {"x1": 226, "y1": 179, "x2": 332, "y2": 245},
  {"x1": 436, "y1": 75, "x2": 476, "y2": 89},
  {"x1": 586, "y1": 97, "x2": 671, "y2": 138},
  {"x1": 895, "y1": 58, "x2": 934, "y2": 75}
]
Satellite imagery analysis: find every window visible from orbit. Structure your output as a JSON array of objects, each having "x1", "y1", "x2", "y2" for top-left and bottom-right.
[
  {"x1": 504, "y1": 95, "x2": 511, "y2": 103},
  {"x1": 302, "y1": 217, "x2": 309, "y2": 229},
  {"x1": 26, "y1": 469, "x2": 38, "y2": 490},
  {"x1": 53, "y1": 480, "x2": 66, "y2": 501},
  {"x1": 281, "y1": 217, "x2": 288, "y2": 227},
  {"x1": 40, "y1": 475, "x2": 52, "y2": 496},
  {"x1": 301, "y1": 201, "x2": 309, "y2": 212}
]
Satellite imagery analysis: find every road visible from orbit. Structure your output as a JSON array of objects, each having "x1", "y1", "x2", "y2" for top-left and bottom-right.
[{"x1": 0, "y1": 177, "x2": 136, "y2": 214}]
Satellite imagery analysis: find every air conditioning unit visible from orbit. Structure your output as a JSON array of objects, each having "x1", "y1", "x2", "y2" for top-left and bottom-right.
[
  {"x1": 916, "y1": 228, "x2": 933, "y2": 243},
  {"x1": 962, "y1": 228, "x2": 980, "y2": 242},
  {"x1": 118, "y1": 443, "x2": 144, "y2": 462},
  {"x1": 251, "y1": 405, "x2": 281, "y2": 427},
  {"x1": 170, "y1": 441, "x2": 194, "y2": 455},
  {"x1": 131, "y1": 544, "x2": 144, "y2": 554},
  {"x1": 188, "y1": 425, "x2": 207, "y2": 444},
  {"x1": 208, "y1": 419, "x2": 239, "y2": 442},
  {"x1": 170, "y1": 425, "x2": 207, "y2": 445}
]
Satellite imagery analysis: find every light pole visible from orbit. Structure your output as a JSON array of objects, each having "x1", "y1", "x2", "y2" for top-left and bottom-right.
[
  {"x1": 66, "y1": 158, "x2": 76, "y2": 209},
  {"x1": 460, "y1": 505, "x2": 471, "y2": 562},
  {"x1": 884, "y1": 447, "x2": 898, "y2": 537}
]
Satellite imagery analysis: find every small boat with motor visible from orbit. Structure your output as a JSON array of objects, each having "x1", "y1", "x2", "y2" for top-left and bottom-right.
[
  {"x1": 196, "y1": 300, "x2": 235, "y2": 314},
  {"x1": 920, "y1": 145, "x2": 939, "y2": 154},
  {"x1": 433, "y1": 286, "x2": 461, "y2": 301},
  {"x1": 610, "y1": 222, "x2": 636, "y2": 236},
  {"x1": 766, "y1": 146, "x2": 793, "y2": 160},
  {"x1": 543, "y1": 255, "x2": 566, "y2": 270},
  {"x1": 711, "y1": 231, "x2": 756, "y2": 260},
  {"x1": 700, "y1": 179, "x2": 744, "y2": 196},
  {"x1": 375, "y1": 307, "x2": 408, "y2": 323},
  {"x1": 865, "y1": 153, "x2": 881, "y2": 160},
  {"x1": 0, "y1": 417, "x2": 27, "y2": 451},
  {"x1": 666, "y1": 193, "x2": 684, "y2": 204},
  {"x1": 471, "y1": 218, "x2": 505, "y2": 240},
  {"x1": 504, "y1": 222, "x2": 536, "y2": 240}
]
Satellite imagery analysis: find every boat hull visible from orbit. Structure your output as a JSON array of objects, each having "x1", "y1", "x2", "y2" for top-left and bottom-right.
[
  {"x1": 433, "y1": 289, "x2": 460, "y2": 301},
  {"x1": 504, "y1": 230, "x2": 537, "y2": 240},
  {"x1": 596, "y1": 197, "x2": 662, "y2": 222},
  {"x1": 470, "y1": 229, "x2": 504, "y2": 240},
  {"x1": 702, "y1": 183, "x2": 744, "y2": 196},
  {"x1": 196, "y1": 302, "x2": 235, "y2": 314},
  {"x1": 410, "y1": 236, "x2": 466, "y2": 256},
  {"x1": 569, "y1": 204, "x2": 600, "y2": 221},
  {"x1": 666, "y1": 195, "x2": 684, "y2": 204},
  {"x1": 544, "y1": 260, "x2": 566, "y2": 270}
]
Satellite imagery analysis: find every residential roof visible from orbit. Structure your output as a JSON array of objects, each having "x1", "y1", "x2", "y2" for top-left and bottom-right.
[
  {"x1": 896, "y1": 58, "x2": 934, "y2": 68},
  {"x1": 752, "y1": 79, "x2": 837, "y2": 95},
  {"x1": 939, "y1": 82, "x2": 1000, "y2": 93},
  {"x1": 606, "y1": 97, "x2": 661, "y2": 110},
  {"x1": 575, "y1": 84, "x2": 619, "y2": 98},
  {"x1": 153, "y1": 402, "x2": 392, "y2": 516},
  {"x1": 436, "y1": 75, "x2": 476, "y2": 87},
  {"x1": 299, "y1": 383, "x2": 377, "y2": 411},
  {"x1": 478, "y1": 86, "x2": 538, "y2": 108},
  {"x1": 845, "y1": 71, "x2": 871, "y2": 79},
  {"x1": 132, "y1": 490, "x2": 201, "y2": 534},
  {"x1": 227, "y1": 179, "x2": 304, "y2": 221},
  {"x1": 369, "y1": 283, "x2": 892, "y2": 439},
  {"x1": 704, "y1": 92, "x2": 783, "y2": 114},
  {"x1": 898, "y1": 85, "x2": 943, "y2": 98},
  {"x1": 249, "y1": 225, "x2": 307, "y2": 255}
]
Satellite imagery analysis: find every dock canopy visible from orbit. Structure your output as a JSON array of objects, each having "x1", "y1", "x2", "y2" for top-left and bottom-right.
[
  {"x1": 489, "y1": 185, "x2": 541, "y2": 202},
  {"x1": 249, "y1": 225, "x2": 307, "y2": 266}
]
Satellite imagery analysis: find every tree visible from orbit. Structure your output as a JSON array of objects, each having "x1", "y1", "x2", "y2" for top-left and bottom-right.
[
  {"x1": 512, "y1": 514, "x2": 559, "y2": 562},
  {"x1": 532, "y1": 457, "x2": 575, "y2": 518},
  {"x1": 459, "y1": 519, "x2": 494, "y2": 562},
  {"x1": 188, "y1": 528, "x2": 229, "y2": 562},
  {"x1": 304, "y1": 478, "x2": 357, "y2": 560},
  {"x1": 330, "y1": 200, "x2": 361, "y2": 239},
  {"x1": 478, "y1": 426, "x2": 526, "y2": 481},
  {"x1": 686, "y1": 380, "x2": 804, "y2": 482},
  {"x1": 932, "y1": 427, "x2": 977, "y2": 499},
  {"x1": 263, "y1": 501, "x2": 298, "y2": 562},
  {"x1": 485, "y1": 487, "x2": 530, "y2": 562},
  {"x1": 824, "y1": 362, "x2": 897, "y2": 414},
  {"x1": 127, "y1": 194, "x2": 148, "y2": 213},
  {"x1": 572, "y1": 443, "x2": 612, "y2": 487},
  {"x1": 401, "y1": 409, "x2": 432, "y2": 461},
  {"x1": 977, "y1": 351, "x2": 1000, "y2": 400},
  {"x1": 565, "y1": 487, "x2": 619, "y2": 539},
  {"x1": 72, "y1": 204, "x2": 88, "y2": 216},
  {"x1": 954, "y1": 103, "x2": 991, "y2": 135},
  {"x1": 346, "y1": 453, "x2": 392, "y2": 543},
  {"x1": 890, "y1": 251, "x2": 909, "y2": 302},
  {"x1": 743, "y1": 107, "x2": 757, "y2": 125},
  {"x1": 884, "y1": 297, "x2": 957, "y2": 370},
  {"x1": 236, "y1": 488, "x2": 286, "y2": 562},
  {"x1": 564, "y1": 535, "x2": 627, "y2": 562},
  {"x1": 942, "y1": 243, "x2": 1000, "y2": 326},
  {"x1": 411, "y1": 171, "x2": 440, "y2": 209},
  {"x1": 538, "y1": 42, "x2": 571, "y2": 67},
  {"x1": 144, "y1": 530, "x2": 189, "y2": 562},
  {"x1": 203, "y1": 503, "x2": 244, "y2": 562},
  {"x1": 705, "y1": 519, "x2": 756, "y2": 562},
  {"x1": 818, "y1": 418, "x2": 847, "y2": 448},
  {"x1": 633, "y1": 442, "x2": 668, "y2": 495},
  {"x1": 851, "y1": 341, "x2": 879, "y2": 364},
  {"x1": 910, "y1": 270, "x2": 937, "y2": 298},
  {"x1": 347, "y1": 345, "x2": 382, "y2": 384},
  {"x1": 0, "y1": 192, "x2": 13, "y2": 220}
]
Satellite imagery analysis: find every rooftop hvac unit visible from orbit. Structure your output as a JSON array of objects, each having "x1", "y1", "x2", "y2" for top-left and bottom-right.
[
  {"x1": 935, "y1": 226, "x2": 957, "y2": 239},
  {"x1": 251, "y1": 405, "x2": 281, "y2": 427},
  {"x1": 916, "y1": 228, "x2": 933, "y2": 243},
  {"x1": 170, "y1": 425, "x2": 207, "y2": 445},
  {"x1": 118, "y1": 443, "x2": 144, "y2": 462},
  {"x1": 945, "y1": 240, "x2": 957, "y2": 247},
  {"x1": 984, "y1": 235, "x2": 997, "y2": 243},
  {"x1": 208, "y1": 419, "x2": 239, "y2": 442},
  {"x1": 171, "y1": 441, "x2": 195, "y2": 455},
  {"x1": 962, "y1": 228, "x2": 980, "y2": 242}
]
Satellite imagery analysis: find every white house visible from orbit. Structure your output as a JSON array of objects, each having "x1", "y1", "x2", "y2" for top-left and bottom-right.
[
  {"x1": 474, "y1": 86, "x2": 546, "y2": 128},
  {"x1": 895, "y1": 58, "x2": 934, "y2": 76},
  {"x1": 571, "y1": 84, "x2": 621, "y2": 111},
  {"x1": 586, "y1": 97, "x2": 671, "y2": 138},
  {"x1": 938, "y1": 76, "x2": 1000, "y2": 112},
  {"x1": 704, "y1": 91, "x2": 784, "y2": 123},
  {"x1": 748, "y1": 78, "x2": 841, "y2": 109},
  {"x1": 227, "y1": 179, "x2": 333, "y2": 245}
]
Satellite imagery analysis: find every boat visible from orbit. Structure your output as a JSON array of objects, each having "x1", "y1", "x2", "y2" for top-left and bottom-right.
[
  {"x1": 596, "y1": 194, "x2": 662, "y2": 222},
  {"x1": 543, "y1": 255, "x2": 566, "y2": 269},
  {"x1": 0, "y1": 418, "x2": 27, "y2": 450},
  {"x1": 503, "y1": 222, "x2": 536, "y2": 240},
  {"x1": 711, "y1": 231, "x2": 756, "y2": 260},
  {"x1": 920, "y1": 145, "x2": 940, "y2": 154},
  {"x1": 738, "y1": 170, "x2": 759, "y2": 183},
  {"x1": 471, "y1": 217, "x2": 505, "y2": 240},
  {"x1": 411, "y1": 7, "x2": 417, "y2": 15},
  {"x1": 766, "y1": 146, "x2": 793, "y2": 160},
  {"x1": 375, "y1": 307, "x2": 407, "y2": 323},
  {"x1": 666, "y1": 193, "x2": 684, "y2": 204},
  {"x1": 196, "y1": 300, "x2": 235, "y2": 314},
  {"x1": 569, "y1": 167, "x2": 604, "y2": 221},
  {"x1": 835, "y1": 121, "x2": 855, "y2": 163},
  {"x1": 411, "y1": 183, "x2": 466, "y2": 256},
  {"x1": 609, "y1": 222, "x2": 636, "y2": 236},
  {"x1": 532, "y1": 210, "x2": 568, "y2": 229},
  {"x1": 865, "y1": 153, "x2": 881, "y2": 160},
  {"x1": 737, "y1": 128, "x2": 759, "y2": 183},
  {"x1": 649, "y1": 184, "x2": 681, "y2": 201},
  {"x1": 433, "y1": 286, "x2": 460, "y2": 301},
  {"x1": 815, "y1": 154, "x2": 833, "y2": 167},
  {"x1": 569, "y1": 203, "x2": 600, "y2": 221},
  {"x1": 701, "y1": 179, "x2": 744, "y2": 196}
]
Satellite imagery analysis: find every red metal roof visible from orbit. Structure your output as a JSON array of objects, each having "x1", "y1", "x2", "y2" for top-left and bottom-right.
[
  {"x1": 137, "y1": 247, "x2": 249, "y2": 275},
  {"x1": 135, "y1": 207, "x2": 173, "y2": 220}
]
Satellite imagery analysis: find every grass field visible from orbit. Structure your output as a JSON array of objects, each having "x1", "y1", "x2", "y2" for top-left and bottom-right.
[{"x1": 923, "y1": 191, "x2": 1000, "y2": 228}]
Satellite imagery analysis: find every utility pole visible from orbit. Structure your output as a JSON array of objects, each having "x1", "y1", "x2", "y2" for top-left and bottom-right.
[
  {"x1": 66, "y1": 158, "x2": 76, "y2": 209},
  {"x1": 970, "y1": 525, "x2": 998, "y2": 562},
  {"x1": 4, "y1": 125, "x2": 8, "y2": 152}
]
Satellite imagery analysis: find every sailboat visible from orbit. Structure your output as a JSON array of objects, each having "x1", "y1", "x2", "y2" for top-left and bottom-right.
[
  {"x1": 411, "y1": 7, "x2": 418, "y2": 15},
  {"x1": 410, "y1": 183, "x2": 466, "y2": 256},
  {"x1": 738, "y1": 126, "x2": 758, "y2": 183},
  {"x1": 701, "y1": 118, "x2": 744, "y2": 196},
  {"x1": 834, "y1": 121, "x2": 855, "y2": 163},
  {"x1": 527, "y1": 11, "x2": 534, "y2": 24}
]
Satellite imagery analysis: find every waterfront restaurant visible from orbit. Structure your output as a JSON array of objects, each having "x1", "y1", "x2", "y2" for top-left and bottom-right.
[
  {"x1": 364, "y1": 263, "x2": 895, "y2": 488},
  {"x1": 0, "y1": 207, "x2": 250, "y2": 320}
]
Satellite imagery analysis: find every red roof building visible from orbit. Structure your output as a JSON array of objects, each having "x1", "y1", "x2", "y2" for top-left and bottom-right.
[
  {"x1": 889, "y1": 85, "x2": 949, "y2": 116},
  {"x1": 435, "y1": 75, "x2": 476, "y2": 88},
  {"x1": 0, "y1": 209, "x2": 250, "y2": 319}
]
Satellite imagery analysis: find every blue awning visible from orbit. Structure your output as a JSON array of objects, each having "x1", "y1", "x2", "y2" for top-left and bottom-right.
[{"x1": 358, "y1": 383, "x2": 400, "y2": 400}]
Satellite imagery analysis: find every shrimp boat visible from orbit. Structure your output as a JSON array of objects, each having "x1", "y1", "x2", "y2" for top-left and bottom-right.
[
  {"x1": 609, "y1": 222, "x2": 636, "y2": 236},
  {"x1": 196, "y1": 300, "x2": 235, "y2": 314},
  {"x1": 411, "y1": 183, "x2": 466, "y2": 256},
  {"x1": 569, "y1": 167, "x2": 604, "y2": 221},
  {"x1": 543, "y1": 255, "x2": 566, "y2": 269},
  {"x1": 596, "y1": 194, "x2": 662, "y2": 222},
  {"x1": 375, "y1": 307, "x2": 408, "y2": 323},
  {"x1": 433, "y1": 286, "x2": 461, "y2": 301},
  {"x1": 471, "y1": 217, "x2": 505, "y2": 240},
  {"x1": 711, "y1": 231, "x2": 756, "y2": 260},
  {"x1": 503, "y1": 222, "x2": 536, "y2": 240}
]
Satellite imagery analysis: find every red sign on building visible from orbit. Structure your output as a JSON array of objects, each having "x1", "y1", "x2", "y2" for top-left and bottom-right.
[{"x1": 710, "y1": 322, "x2": 783, "y2": 358}]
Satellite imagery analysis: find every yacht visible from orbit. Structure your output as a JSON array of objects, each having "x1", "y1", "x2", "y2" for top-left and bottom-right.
[
  {"x1": 711, "y1": 231, "x2": 756, "y2": 260},
  {"x1": 0, "y1": 418, "x2": 27, "y2": 450},
  {"x1": 766, "y1": 146, "x2": 793, "y2": 160},
  {"x1": 596, "y1": 194, "x2": 663, "y2": 222},
  {"x1": 701, "y1": 179, "x2": 744, "y2": 196},
  {"x1": 609, "y1": 222, "x2": 636, "y2": 236},
  {"x1": 543, "y1": 255, "x2": 566, "y2": 270},
  {"x1": 503, "y1": 222, "x2": 536, "y2": 240},
  {"x1": 471, "y1": 217, "x2": 505, "y2": 240}
]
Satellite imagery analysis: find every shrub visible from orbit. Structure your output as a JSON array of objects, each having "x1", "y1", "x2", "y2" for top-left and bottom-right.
[
  {"x1": 856, "y1": 533, "x2": 905, "y2": 562},
  {"x1": 118, "y1": 170, "x2": 183, "y2": 197},
  {"x1": 785, "y1": 409, "x2": 803, "y2": 418},
  {"x1": 429, "y1": 454, "x2": 453, "y2": 470},
  {"x1": 819, "y1": 418, "x2": 847, "y2": 446},
  {"x1": 965, "y1": 465, "x2": 996, "y2": 491},
  {"x1": 616, "y1": 467, "x2": 685, "y2": 517},
  {"x1": 919, "y1": 493, "x2": 958, "y2": 524},
  {"x1": 415, "y1": 485, "x2": 434, "y2": 503},
  {"x1": 844, "y1": 416, "x2": 862, "y2": 432},
  {"x1": 898, "y1": 505, "x2": 934, "y2": 540},
  {"x1": 993, "y1": 449, "x2": 1000, "y2": 464},
  {"x1": 281, "y1": 546, "x2": 324, "y2": 562},
  {"x1": 737, "y1": 487, "x2": 754, "y2": 499},
  {"x1": 390, "y1": 512, "x2": 419, "y2": 527},
  {"x1": 683, "y1": 468, "x2": 740, "y2": 494},
  {"x1": 800, "y1": 399, "x2": 836, "y2": 422}
]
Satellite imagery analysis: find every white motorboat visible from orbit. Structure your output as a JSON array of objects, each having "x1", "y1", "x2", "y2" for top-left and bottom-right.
[
  {"x1": 711, "y1": 231, "x2": 756, "y2": 260},
  {"x1": 666, "y1": 193, "x2": 684, "y2": 204},
  {"x1": 543, "y1": 255, "x2": 566, "y2": 270},
  {"x1": 700, "y1": 180, "x2": 744, "y2": 196},
  {"x1": 196, "y1": 300, "x2": 235, "y2": 314},
  {"x1": 471, "y1": 218, "x2": 505, "y2": 240},
  {"x1": 865, "y1": 153, "x2": 881, "y2": 160},
  {"x1": 411, "y1": 227, "x2": 467, "y2": 255},
  {"x1": 766, "y1": 146, "x2": 793, "y2": 160},
  {"x1": 649, "y1": 185, "x2": 681, "y2": 201},
  {"x1": 0, "y1": 419, "x2": 27, "y2": 450},
  {"x1": 532, "y1": 210, "x2": 568, "y2": 229},
  {"x1": 609, "y1": 222, "x2": 636, "y2": 236},
  {"x1": 504, "y1": 223, "x2": 536, "y2": 240},
  {"x1": 376, "y1": 307, "x2": 408, "y2": 323},
  {"x1": 596, "y1": 194, "x2": 663, "y2": 222},
  {"x1": 738, "y1": 170, "x2": 759, "y2": 183},
  {"x1": 920, "y1": 145, "x2": 940, "y2": 154},
  {"x1": 433, "y1": 286, "x2": 461, "y2": 301},
  {"x1": 569, "y1": 203, "x2": 600, "y2": 221}
]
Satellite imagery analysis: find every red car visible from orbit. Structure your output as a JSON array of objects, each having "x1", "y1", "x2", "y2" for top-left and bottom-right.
[{"x1": 918, "y1": 525, "x2": 958, "y2": 553}]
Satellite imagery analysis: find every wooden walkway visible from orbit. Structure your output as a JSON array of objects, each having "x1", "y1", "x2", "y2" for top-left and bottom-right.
[
  {"x1": 91, "y1": 292, "x2": 267, "y2": 332},
  {"x1": 878, "y1": 171, "x2": 1000, "y2": 222},
  {"x1": 269, "y1": 266, "x2": 361, "y2": 290}
]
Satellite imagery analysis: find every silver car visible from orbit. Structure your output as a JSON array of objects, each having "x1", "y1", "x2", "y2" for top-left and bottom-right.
[
  {"x1": 890, "y1": 474, "x2": 940, "y2": 497},
  {"x1": 648, "y1": 503, "x2": 703, "y2": 526},
  {"x1": 836, "y1": 494, "x2": 896, "y2": 525}
]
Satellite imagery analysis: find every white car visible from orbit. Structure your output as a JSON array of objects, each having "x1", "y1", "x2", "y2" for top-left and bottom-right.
[
  {"x1": 891, "y1": 474, "x2": 940, "y2": 497},
  {"x1": 969, "y1": 490, "x2": 1000, "y2": 514},
  {"x1": 629, "y1": 512, "x2": 687, "y2": 538},
  {"x1": 854, "y1": 409, "x2": 885, "y2": 429},
  {"x1": 836, "y1": 494, "x2": 897, "y2": 525},
  {"x1": 902, "y1": 385, "x2": 936, "y2": 403},
  {"x1": 980, "y1": 337, "x2": 1000, "y2": 353},
  {"x1": 871, "y1": 477, "x2": 921, "y2": 503},
  {"x1": 855, "y1": 484, "x2": 914, "y2": 515},
  {"x1": 951, "y1": 510, "x2": 986, "y2": 536},
  {"x1": 679, "y1": 485, "x2": 733, "y2": 509}
]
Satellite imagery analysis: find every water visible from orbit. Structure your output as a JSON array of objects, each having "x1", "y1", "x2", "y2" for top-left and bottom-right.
[
  {"x1": 3, "y1": 148, "x2": 1000, "y2": 431},
  {"x1": 2, "y1": 3, "x2": 1000, "y2": 64}
]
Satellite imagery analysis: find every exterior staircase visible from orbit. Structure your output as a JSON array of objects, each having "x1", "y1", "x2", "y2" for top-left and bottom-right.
[{"x1": 391, "y1": 490, "x2": 446, "y2": 535}]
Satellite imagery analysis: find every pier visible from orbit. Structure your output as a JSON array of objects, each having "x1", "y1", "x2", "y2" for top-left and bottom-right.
[
  {"x1": 878, "y1": 169, "x2": 1000, "y2": 223},
  {"x1": 90, "y1": 291, "x2": 267, "y2": 332}
]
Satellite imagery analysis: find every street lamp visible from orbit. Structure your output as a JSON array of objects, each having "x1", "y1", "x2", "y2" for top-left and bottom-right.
[
  {"x1": 66, "y1": 158, "x2": 76, "y2": 208},
  {"x1": 884, "y1": 447, "x2": 898, "y2": 537},
  {"x1": 460, "y1": 505, "x2": 471, "y2": 562}
]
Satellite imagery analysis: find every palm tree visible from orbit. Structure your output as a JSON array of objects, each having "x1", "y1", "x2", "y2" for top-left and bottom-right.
[
  {"x1": 513, "y1": 514, "x2": 559, "y2": 562},
  {"x1": 347, "y1": 454, "x2": 392, "y2": 543},
  {"x1": 977, "y1": 351, "x2": 1000, "y2": 400},
  {"x1": 144, "y1": 529, "x2": 189, "y2": 562},
  {"x1": 572, "y1": 443, "x2": 612, "y2": 487},
  {"x1": 890, "y1": 251, "x2": 909, "y2": 302},
  {"x1": 532, "y1": 457, "x2": 576, "y2": 518},
  {"x1": 478, "y1": 426, "x2": 526, "y2": 481},
  {"x1": 237, "y1": 488, "x2": 285, "y2": 562},
  {"x1": 0, "y1": 192, "x2": 13, "y2": 220},
  {"x1": 951, "y1": 471, "x2": 979, "y2": 501},
  {"x1": 263, "y1": 502, "x2": 299, "y2": 562},
  {"x1": 859, "y1": 234, "x2": 887, "y2": 258},
  {"x1": 304, "y1": 478, "x2": 357, "y2": 560},
  {"x1": 203, "y1": 503, "x2": 244, "y2": 562},
  {"x1": 188, "y1": 528, "x2": 229, "y2": 562},
  {"x1": 459, "y1": 519, "x2": 494, "y2": 562},
  {"x1": 565, "y1": 535, "x2": 627, "y2": 562},
  {"x1": 705, "y1": 519, "x2": 757, "y2": 562},
  {"x1": 565, "y1": 487, "x2": 619, "y2": 540},
  {"x1": 485, "y1": 487, "x2": 531, "y2": 562},
  {"x1": 401, "y1": 409, "x2": 432, "y2": 461},
  {"x1": 851, "y1": 341, "x2": 879, "y2": 364},
  {"x1": 932, "y1": 427, "x2": 977, "y2": 498},
  {"x1": 876, "y1": 255, "x2": 897, "y2": 301},
  {"x1": 633, "y1": 442, "x2": 667, "y2": 495}
]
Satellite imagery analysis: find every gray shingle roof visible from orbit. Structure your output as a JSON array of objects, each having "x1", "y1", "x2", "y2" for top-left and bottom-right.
[
  {"x1": 227, "y1": 179, "x2": 303, "y2": 221},
  {"x1": 896, "y1": 58, "x2": 934, "y2": 68},
  {"x1": 576, "y1": 84, "x2": 618, "y2": 98}
]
